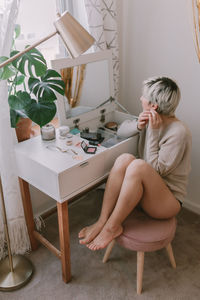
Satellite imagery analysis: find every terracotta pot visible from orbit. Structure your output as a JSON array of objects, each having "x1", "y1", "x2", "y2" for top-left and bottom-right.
[{"x1": 15, "y1": 118, "x2": 33, "y2": 142}]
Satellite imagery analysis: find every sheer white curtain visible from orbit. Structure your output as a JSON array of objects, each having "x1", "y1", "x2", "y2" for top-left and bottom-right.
[
  {"x1": 0, "y1": 0, "x2": 30, "y2": 259},
  {"x1": 56, "y1": 0, "x2": 119, "y2": 98},
  {"x1": 83, "y1": 0, "x2": 120, "y2": 99}
]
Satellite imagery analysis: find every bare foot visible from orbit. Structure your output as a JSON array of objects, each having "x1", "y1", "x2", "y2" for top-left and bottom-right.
[
  {"x1": 87, "y1": 224, "x2": 123, "y2": 250},
  {"x1": 78, "y1": 220, "x2": 105, "y2": 245}
]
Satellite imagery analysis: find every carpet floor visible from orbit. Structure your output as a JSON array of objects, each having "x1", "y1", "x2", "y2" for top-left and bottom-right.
[{"x1": 2, "y1": 189, "x2": 200, "y2": 300}]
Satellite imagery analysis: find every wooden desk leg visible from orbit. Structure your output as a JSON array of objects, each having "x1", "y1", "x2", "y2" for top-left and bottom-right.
[
  {"x1": 19, "y1": 178, "x2": 39, "y2": 250},
  {"x1": 57, "y1": 201, "x2": 71, "y2": 283}
]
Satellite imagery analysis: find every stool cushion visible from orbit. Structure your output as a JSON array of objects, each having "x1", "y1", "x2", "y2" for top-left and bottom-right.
[{"x1": 116, "y1": 209, "x2": 177, "y2": 252}]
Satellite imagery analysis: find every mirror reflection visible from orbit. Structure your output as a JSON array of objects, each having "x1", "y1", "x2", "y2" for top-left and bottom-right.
[{"x1": 60, "y1": 60, "x2": 110, "y2": 118}]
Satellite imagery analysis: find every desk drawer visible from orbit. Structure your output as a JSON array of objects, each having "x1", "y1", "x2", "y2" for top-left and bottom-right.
[{"x1": 58, "y1": 152, "x2": 105, "y2": 199}]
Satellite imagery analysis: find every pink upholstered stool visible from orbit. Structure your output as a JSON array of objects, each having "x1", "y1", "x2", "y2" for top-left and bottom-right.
[{"x1": 102, "y1": 209, "x2": 177, "y2": 294}]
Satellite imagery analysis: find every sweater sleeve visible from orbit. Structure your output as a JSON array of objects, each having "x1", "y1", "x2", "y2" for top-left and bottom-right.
[
  {"x1": 117, "y1": 119, "x2": 139, "y2": 138},
  {"x1": 146, "y1": 127, "x2": 186, "y2": 177}
]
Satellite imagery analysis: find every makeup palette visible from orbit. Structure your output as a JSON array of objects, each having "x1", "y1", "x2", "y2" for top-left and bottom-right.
[{"x1": 81, "y1": 141, "x2": 97, "y2": 154}]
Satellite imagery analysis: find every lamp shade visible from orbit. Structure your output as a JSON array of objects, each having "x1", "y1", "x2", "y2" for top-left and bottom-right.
[
  {"x1": 0, "y1": 11, "x2": 95, "y2": 69},
  {"x1": 54, "y1": 12, "x2": 95, "y2": 58}
]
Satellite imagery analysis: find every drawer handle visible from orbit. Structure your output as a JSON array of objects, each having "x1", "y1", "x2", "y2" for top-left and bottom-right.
[{"x1": 79, "y1": 161, "x2": 89, "y2": 168}]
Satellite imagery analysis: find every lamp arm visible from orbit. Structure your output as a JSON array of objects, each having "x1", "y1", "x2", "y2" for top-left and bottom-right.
[{"x1": 0, "y1": 30, "x2": 57, "y2": 69}]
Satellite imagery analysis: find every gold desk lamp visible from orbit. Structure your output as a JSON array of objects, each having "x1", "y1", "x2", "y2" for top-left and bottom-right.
[
  {"x1": 0, "y1": 176, "x2": 34, "y2": 291},
  {"x1": 0, "y1": 11, "x2": 94, "y2": 291}
]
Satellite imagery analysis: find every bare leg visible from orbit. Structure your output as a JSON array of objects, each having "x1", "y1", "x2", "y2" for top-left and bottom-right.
[
  {"x1": 87, "y1": 159, "x2": 181, "y2": 250},
  {"x1": 79, "y1": 154, "x2": 135, "y2": 244}
]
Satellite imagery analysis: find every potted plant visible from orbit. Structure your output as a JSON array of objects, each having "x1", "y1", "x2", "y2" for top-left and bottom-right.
[{"x1": 0, "y1": 25, "x2": 65, "y2": 140}]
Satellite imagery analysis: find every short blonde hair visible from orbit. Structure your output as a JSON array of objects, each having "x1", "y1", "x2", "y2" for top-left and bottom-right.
[{"x1": 142, "y1": 77, "x2": 181, "y2": 116}]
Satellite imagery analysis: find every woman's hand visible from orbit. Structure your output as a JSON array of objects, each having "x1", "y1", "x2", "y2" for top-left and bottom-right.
[
  {"x1": 137, "y1": 111, "x2": 150, "y2": 130},
  {"x1": 149, "y1": 109, "x2": 162, "y2": 129}
]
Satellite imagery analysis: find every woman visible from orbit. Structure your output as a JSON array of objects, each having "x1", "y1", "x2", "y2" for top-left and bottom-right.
[{"x1": 78, "y1": 76, "x2": 192, "y2": 251}]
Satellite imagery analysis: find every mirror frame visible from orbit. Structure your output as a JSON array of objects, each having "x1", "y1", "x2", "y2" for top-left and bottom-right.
[{"x1": 51, "y1": 49, "x2": 114, "y2": 126}]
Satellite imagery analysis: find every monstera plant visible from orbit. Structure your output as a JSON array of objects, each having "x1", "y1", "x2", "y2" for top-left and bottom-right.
[{"x1": 0, "y1": 25, "x2": 65, "y2": 128}]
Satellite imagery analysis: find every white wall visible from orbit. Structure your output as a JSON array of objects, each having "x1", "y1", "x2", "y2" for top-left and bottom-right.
[{"x1": 117, "y1": 0, "x2": 200, "y2": 213}]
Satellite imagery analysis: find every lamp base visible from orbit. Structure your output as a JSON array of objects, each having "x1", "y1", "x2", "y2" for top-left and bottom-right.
[{"x1": 0, "y1": 255, "x2": 33, "y2": 291}]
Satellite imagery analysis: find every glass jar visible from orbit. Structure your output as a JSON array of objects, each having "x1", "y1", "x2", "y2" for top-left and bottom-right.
[{"x1": 41, "y1": 124, "x2": 56, "y2": 141}]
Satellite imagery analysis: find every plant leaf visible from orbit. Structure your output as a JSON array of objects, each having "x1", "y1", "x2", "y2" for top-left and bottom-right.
[
  {"x1": 14, "y1": 24, "x2": 21, "y2": 39},
  {"x1": 9, "y1": 108, "x2": 27, "y2": 128},
  {"x1": 11, "y1": 47, "x2": 47, "y2": 77},
  {"x1": 28, "y1": 77, "x2": 40, "y2": 95},
  {"x1": 0, "y1": 56, "x2": 16, "y2": 80},
  {"x1": 28, "y1": 69, "x2": 65, "y2": 101},
  {"x1": 11, "y1": 24, "x2": 21, "y2": 50},
  {"x1": 42, "y1": 69, "x2": 62, "y2": 81},
  {"x1": 8, "y1": 91, "x2": 32, "y2": 110},
  {"x1": 10, "y1": 109, "x2": 21, "y2": 128},
  {"x1": 14, "y1": 74, "x2": 25, "y2": 86},
  {"x1": 25, "y1": 100, "x2": 56, "y2": 127}
]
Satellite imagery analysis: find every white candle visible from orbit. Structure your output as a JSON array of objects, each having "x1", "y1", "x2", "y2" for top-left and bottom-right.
[{"x1": 41, "y1": 124, "x2": 56, "y2": 141}]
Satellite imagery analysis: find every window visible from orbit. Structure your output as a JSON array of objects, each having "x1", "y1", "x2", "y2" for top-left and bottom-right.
[
  {"x1": 15, "y1": 0, "x2": 60, "y2": 66},
  {"x1": 0, "y1": 0, "x2": 5, "y2": 12}
]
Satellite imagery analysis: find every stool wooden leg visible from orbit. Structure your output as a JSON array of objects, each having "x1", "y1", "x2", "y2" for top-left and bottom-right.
[
  {"x1": 137, "y1": 251, "x2": 144, "y2": 295},
  {"x1": 166, "y1": 243, "x2": 176, "y2": 269},
  {"x1": 102, "y1": 240, "x2": 116, "y2": 263}
]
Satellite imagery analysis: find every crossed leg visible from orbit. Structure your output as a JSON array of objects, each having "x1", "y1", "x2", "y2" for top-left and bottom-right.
[
  {"x1": 79, "y1": 153, "x2": 135, "y2": 244},
  {"x1": 80, "y1": 154, "x2": 181, "y2": 251}
]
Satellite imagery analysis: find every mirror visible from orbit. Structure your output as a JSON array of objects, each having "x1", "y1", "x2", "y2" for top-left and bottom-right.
[
  {"x1": 61, "y1": 59, "x2": 110, "y2": 118},
  {"x1": 51, "y1": 50, "x2": 114, "y2": 125},
  {"x1": 192, "y1": 0, "x2": 200, "y2": 62}
]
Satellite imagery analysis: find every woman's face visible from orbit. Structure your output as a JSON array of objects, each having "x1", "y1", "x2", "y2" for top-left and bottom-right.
[{"x1": 140, "y1": 96, "x2": 152, "y2": 111}]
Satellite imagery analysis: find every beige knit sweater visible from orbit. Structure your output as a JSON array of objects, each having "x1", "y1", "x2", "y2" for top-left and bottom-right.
[{"x1": 117, "y1": 119, "x2": 192, "y2": 203}]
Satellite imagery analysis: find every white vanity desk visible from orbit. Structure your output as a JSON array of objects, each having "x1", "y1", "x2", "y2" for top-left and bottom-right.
[{"x1": 14, "y1": 50, "x2": 139, "y2": 283}]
